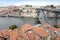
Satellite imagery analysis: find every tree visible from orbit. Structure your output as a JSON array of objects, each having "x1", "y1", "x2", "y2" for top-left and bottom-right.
[
  {"x1": 50, "y1": 5, "x2": 54, "y2": 8},
  {"x1": 9, "y1": 25, "x2": 18, "y2": 30},
  {"x1": 13, "y1": 9, "x2": 20, "y2": 12}
]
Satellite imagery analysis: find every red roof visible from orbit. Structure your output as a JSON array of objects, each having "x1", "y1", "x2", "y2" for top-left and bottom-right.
[
  {"x1": 56, "y1": 36, "x2": 60, "y2": 40},
  {"x1": 31, "y1": 27, "x2": 49, "y2": 37},
  {"x1": 21, "y1": 24, "x2": 32, "y2": 32},
  {"x1": 0, "y1": 31, "x2": 3, "y2": 37},
  {"x1": 0, "y1": 24, "x2": 60, "y2": 40}
]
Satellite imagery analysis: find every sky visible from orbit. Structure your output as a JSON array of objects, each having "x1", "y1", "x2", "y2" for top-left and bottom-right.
[{"x1": 0, "y1": 0, "x2": 60, "y2": 7}]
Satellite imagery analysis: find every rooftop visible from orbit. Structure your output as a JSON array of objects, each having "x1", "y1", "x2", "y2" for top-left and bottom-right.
[{"x1": 0, "y1": 24, "x2": 60, "y2": 40}]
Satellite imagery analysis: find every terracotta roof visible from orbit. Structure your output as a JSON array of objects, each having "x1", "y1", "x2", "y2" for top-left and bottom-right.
[
  {"x1": 26, "y1": 31, "x2": 36, "y2": 40},
  {"x1": 57, "y1": 28, "x2": 60, "y2": 31},
  {"x1": 41, "y1": 24, "x2": 56, "y2": 31},
  {"x1": 17, "y1": 28, "x2": 29, "y2": 40},
  {"x1": 0, "y1": 31, "x2": 3, "y2": 37},
  {"x1": 26, "y1": 31, "x2": 41, "y2": 40},
  {"x1": 56, "y1": 36, "x2": 60, "y2": 40},
  {"x1": 10, "y1": 30, "x2": 18, "y2": 40},
  {"x1": 2, "y1": 29, "x2": 11, "y2": 36},
  {"x1": 17, "y1": 36, "x2": 25, "y2": 40},
  {"x1": 31, "y1": 27, "x2": 49, "y2": 37},
  {"x1": 0, "y1": 24, "x2": 60, "y2": 40},
  {"x1": 21, "y1": 24, "x2": 32, "y2": 32}
]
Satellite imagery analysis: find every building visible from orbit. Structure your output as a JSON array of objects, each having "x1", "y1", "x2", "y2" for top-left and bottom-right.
[{"x1": 0, "y1": 24, "x2": 60, "y2": 40}]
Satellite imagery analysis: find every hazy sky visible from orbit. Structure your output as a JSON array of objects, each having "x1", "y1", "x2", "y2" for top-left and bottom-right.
[{"x1": 0, "y1": 0, "x2": 60, "y2": 6}]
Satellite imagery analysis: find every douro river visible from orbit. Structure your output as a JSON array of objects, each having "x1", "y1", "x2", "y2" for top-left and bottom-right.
[{"x1": 0, "y1": 17, "x2": 38, "y2": 30}]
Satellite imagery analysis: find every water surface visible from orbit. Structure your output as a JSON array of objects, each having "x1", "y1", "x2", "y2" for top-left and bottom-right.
[{"x1": 0, "y1": 17, "x2": 37, "y2": 30}]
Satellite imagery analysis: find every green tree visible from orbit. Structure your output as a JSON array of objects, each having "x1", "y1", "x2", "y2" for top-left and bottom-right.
[
  {"x1": 13, "y1": 8, "x2": 22, "y2": 12},
  {"x1": 50, "y1": 5, "x2": 54, "y2": 8},
  {"x1": 9, "y1": 25, "x2": 18, "y2": 30}
]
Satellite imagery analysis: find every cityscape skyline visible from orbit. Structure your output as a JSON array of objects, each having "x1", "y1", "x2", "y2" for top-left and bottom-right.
[{"x1": 0, "y1": 0, "x2": 60, "y2": 7}]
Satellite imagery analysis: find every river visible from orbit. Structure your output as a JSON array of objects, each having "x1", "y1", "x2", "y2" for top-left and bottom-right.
[
  {"x1": 0, "y1": 17, "x2": 38, "y2": 30},
  {"x1": 0, "y1": 17, "x2": 60, "y2": 30}
]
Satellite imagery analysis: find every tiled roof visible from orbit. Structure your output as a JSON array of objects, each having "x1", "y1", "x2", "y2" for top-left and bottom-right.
[
  {"x1": 56, "y1": 36, "x2": 60, "y2": 40},
  {"x1": 21, "y1": 24, "x2": 32, "y2": 32},
  {"x1": 2, "y1": 29, "x2": 11, "y2": 36},
  {"x1": 0, "y1": 31, "x2": 3, "y2": 37},
  {"x1": 57, "y1": 28, "x2": 60, "y2": 31},
  {"x1": 10, "y1": 30, "x2": 18, "y2": 40},
  {"x1": 0, "y1": 24, "x2": 60, "y2": 40},
  {"x1": 31, "y1": 27, "x2": 49, "y2": 37}
]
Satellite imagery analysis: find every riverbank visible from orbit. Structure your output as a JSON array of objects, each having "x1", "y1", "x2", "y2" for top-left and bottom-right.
[
  {"x1": 48, "y1": 17, "x2": 60, "y2": 19},
  {"x1": 0, "y1": 16, "x2": 37, "y2": 19}
]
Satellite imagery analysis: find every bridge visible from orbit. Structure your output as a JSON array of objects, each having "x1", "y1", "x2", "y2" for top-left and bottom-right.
[{"x1": 37, "y1": 8, "x2": 60, "y2": 27}]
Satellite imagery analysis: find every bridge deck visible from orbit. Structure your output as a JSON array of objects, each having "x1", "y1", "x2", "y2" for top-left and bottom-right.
[{"x1": 37, "y1": 8, "x2": 60, "y2": 14}]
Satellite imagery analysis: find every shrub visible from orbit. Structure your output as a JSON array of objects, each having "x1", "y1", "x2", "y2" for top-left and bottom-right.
[
  {"x1": 9, "y1": 25, "x2": 18, "y2": 30},
  {"x1": 35, "y1": 18, "x2": 41, "y2": 24}
]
